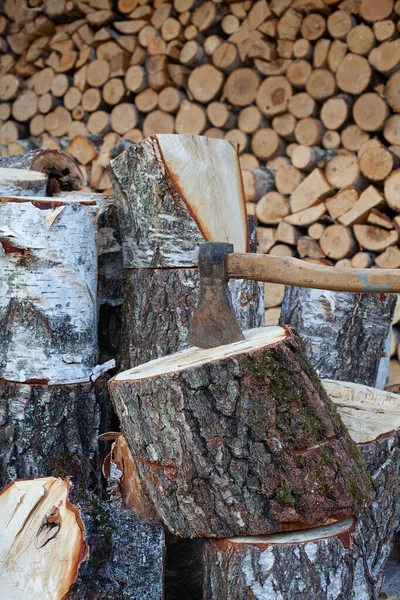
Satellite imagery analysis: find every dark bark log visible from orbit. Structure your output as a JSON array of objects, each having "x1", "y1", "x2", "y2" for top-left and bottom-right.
[
  {"x1": 120, "y1": 268, "x2": 264, "y2": 369},
  {"x1": 71, "y1": 499, "x2": 165, "y2": 600},
  {"x1": 0, "y1": 149, "x2": 84, "y2": 195},
  {"x1": 0, "y1": 378, "x2": 111, "y2": 492},
  {"x1": 110, "y1": 327, "x2": 372, "y2": 538},
  {"x1": 280, "y1": 288, "x2": 396, "y2": 388},
  {"x1": 203, "y1": 380, "x2": 400, "y2": 600},
  {"x1": 108, "y1": 134, "x2": 249, "y2": 269}
]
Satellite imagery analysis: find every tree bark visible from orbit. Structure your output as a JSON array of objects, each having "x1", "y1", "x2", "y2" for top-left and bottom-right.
[
  {"x1": 0, "y1": 378, "x2": 110, "y2": 491},
  {"x1": 120, "y1": 267, "x2": 264, "y2": 369},
  {"x1": 203, "y1": 380, "x2": 400, "y2": 600},
  {"x1": 71, "y1": 499, "x2": 165, "y2": 600},
  {"x1": 279, "y1": 288, "x2": 396, "y2": 388},
  {"x1": 0, "y1": 149, "x2": 84, "y2": 195},
  {"x1": 110, "y1": 326, "x2": 372, "y2": 538},
  {"x1": 0, "y1": 167, "x2": 48, "y2": 196},
  {"x1": 108, "y1": 134, "x2": 249, "y2": 268},
  {"x1": 0, "y1": 196, "x2": 103, "y2": 384}
]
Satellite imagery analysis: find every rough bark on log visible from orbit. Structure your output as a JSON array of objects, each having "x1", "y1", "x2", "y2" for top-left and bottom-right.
[
  {"x1": 203, "y1": 380, "x2": 400, "y2": 600},
  {"x1": 120, "y1": 267, "x2": 264, "y2": 369},
  {"x1": 109, "y1": 326, "x2": 372, "y2": 538},
  {"x1": 71, "y1": 498, "x2": 165, "y2": 600},
  {"x1": 0, "y1": 378, "x2": 110, "y2": 491},
  {"x1": 0, "y1": 195, "x2": 105, "y2": 383},
  {"x1": 108, "y1": 134, "x2": 248, "y2": 268},
  {"x1": 0, "y1": 149, "x2": 84, "y2": 195},
  {"x1": 280, "y1": 288, "x2": 396, "y2": 388}
]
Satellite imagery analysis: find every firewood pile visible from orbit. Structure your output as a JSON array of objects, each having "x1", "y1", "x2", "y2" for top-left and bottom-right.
[{"x1": 2, "y1": 0, "x2": 400, "y2": 382}]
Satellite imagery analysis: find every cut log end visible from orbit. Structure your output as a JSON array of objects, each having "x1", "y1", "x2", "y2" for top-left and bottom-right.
[{"x1": 0, "y1": 477, "x2": 88, "y2": 600}]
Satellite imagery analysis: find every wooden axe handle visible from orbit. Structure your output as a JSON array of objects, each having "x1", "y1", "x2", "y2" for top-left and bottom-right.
[{"x1": 227, "y1": 253, "x2": 400, "y2": 293}]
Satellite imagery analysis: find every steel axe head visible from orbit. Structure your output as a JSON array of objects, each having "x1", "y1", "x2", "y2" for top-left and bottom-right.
[{"x1": 187, "y1": 242, "x2": 245, "y2": 349}]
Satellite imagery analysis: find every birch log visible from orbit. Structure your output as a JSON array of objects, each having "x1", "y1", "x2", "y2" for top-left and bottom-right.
[
  {"x1": 279, "y1": 288, "x2": 396, "y2": 388},
  {"x1": 108, "y1": 134, "x2": 249, "y2": 268},
  {"x1": 0, "y1": 195, "x2": 106, "y2": 383},
  {"x1": 0, "y1": 168, "x2": 48, "y2": 196},
  {"x1": 203, "y1": 381, "x2": 400, "y2": 600},
  {"x1": 109, "y1": 326, "x2": 372, "y2": 538},
  {"x1": 0, "y1": 149, "x2": 84, "y2": 195}
]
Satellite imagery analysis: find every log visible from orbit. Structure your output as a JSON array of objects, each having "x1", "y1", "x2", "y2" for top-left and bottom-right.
[
  {"x1": 384, "y1": 169, "x2": 400, "y2": 212},
  {"x1": 0, "y1": 167, "x2": 47, "y2": 196},
  {"x1": 242, "y1": 168, "x2": 275, "y2": 202},
  {"x1": 0, "y1": 378, "x2": 109, "y2": 488},
  {"x1": 325, "y1": 154, "x2": 365, "y2": 189},
  {"x1": 290, "y1": 168, "x2": 333, "y2": 213},
  {"x1": 353, "y1": 224, "x2": 399, "y2": 251},
  {"x1": 0, "y1": 477, "x2": 88, "y2": 600},
  {"x1": 256, "y1": 191, "x2": 290, "y2": 225},
  {"x1": 109, "y1": 326, "x2": 372, "y2": 538},
  {"x1": 120, "y1": 267, "x2": 264, "y2": 369},
  {"x1": 0, "y1": 149, "x2": 84, "y2": 195},
  {"x1": 338, "y1": 185, "x2": 384, "y2": 226},
  {"x1": 203, "y1": 380, "x2": 400, "y2": 600},
  {"x1": 0, "y1": 194, "x2": 104, "y2": 383},
  {"x1": 336, "y1": 53, "x2": 372, "y2": 94},
  {"x1": 280, "y1": 290, "x2": 396, "y2": 387},
  {"x1": 109, "y1": 135, "x2": 249, "y2": 268}
]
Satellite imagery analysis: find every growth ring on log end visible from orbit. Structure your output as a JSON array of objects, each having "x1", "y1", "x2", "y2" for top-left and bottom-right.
[{"x1": 109, "y1": 326, "x2": 372, "y2": 538}]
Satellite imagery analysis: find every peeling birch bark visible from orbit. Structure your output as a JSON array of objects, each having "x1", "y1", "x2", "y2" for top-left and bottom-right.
[
  {"x1": 203, "y1": 381, "x2": 400, "y2": 600},
  {"x1": 0, "y1": 167, "x2": 48, "y2": 197},
  {"x1": 0, "y1": 149, "x2": 84, "y2": 195},
  {"x1": 109, "y1": 326, "x2": 372, "y2": 538},
  {"x1": 0, "y1": 195, "x2": 107, "y2": 383},
  {"x1": 280, "y1": 287, "x2": 396, "y2": 388},
  {"x1": 0, "y1": 477, "x2": 88, "y2": 600},
  {"x1": 109, "y1": 134, "x2": 249, "y2": 268}
]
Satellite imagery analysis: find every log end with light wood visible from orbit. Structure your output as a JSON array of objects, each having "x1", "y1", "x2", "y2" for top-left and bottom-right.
[
  {"x1": 0, "y1": 477, "x2": 88, "y2": 600},
  {"x1": 109, "y1": 326, "x2": 373, "y2": 538},
  {"x1": 0, "y1": 149, "x2": 84, "y2": 195},
  {"x1": 109, "y1": 134, "x2": 248, "y2": 268}
]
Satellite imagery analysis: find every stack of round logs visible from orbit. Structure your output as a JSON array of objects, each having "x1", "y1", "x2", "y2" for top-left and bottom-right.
[{"x1": 3, "y1": 0, "x2": 400, "y2": 380}]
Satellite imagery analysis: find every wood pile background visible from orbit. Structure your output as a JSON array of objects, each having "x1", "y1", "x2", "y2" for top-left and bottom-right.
[{"x1": 2, "y1": 0, "x2": 400, "y2": 384}]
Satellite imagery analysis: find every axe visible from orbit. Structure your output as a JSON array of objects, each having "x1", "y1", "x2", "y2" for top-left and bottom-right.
[{"x1": 187, "y1": 242, "x2": 400, "y2": 349}]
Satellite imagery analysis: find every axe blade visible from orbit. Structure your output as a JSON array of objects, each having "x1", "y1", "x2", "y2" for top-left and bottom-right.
[{"x1": 187, "y1": 242, "x2": 245, "y2": 349}]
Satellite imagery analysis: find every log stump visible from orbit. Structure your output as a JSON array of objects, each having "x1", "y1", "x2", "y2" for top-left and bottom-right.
[
  {"x1": 280, "y1": 287, "x2": 396, "y2": 389},
  {"x1": 109, "y1": 326, "x2": 372, "y2": 538},
  {"x1": 203, "y1": 381, "x2": 400, "y2": 599}
]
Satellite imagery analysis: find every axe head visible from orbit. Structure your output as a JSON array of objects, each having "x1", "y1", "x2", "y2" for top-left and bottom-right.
[{"x1": 187, "y1": 242, "x2": 245, "y2": 349}]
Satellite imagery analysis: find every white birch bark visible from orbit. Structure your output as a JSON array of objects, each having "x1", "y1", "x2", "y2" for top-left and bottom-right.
[
  {"x1": 0, "y1": 196, "x2": 107, "y2": 383},
  {"x1": 0, "y1": 168, "x2": 48, "y2": 197}
]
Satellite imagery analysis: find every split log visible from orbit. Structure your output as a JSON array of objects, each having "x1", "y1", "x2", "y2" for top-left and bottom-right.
[
  {"x1": 109, "y1": 134, "x2": 248, "y2": 268},
  {"x1": 280, "y1": 289, "x2": 396, "y2": 388},
  {"x1": 0, "y1": 148, "x2": 83, "y2": 195},
  {"x1": 109, "y1": 326, "x2": 372, "y2": 538},
  {"x1": 0, "y1": 477, "x2": 88, "y2": 599},
  {"x1": 203, "y1": 380, "x2": 400, "y2": 600},
  {"x1": 0, "y1": 194, "x2": 104, "y2": 383},
  {"x1": 353, "y1": 224, "x2": 399, "y2": 252},
  {"x1": 290, "y1": 168, "x2": 333, "y2": 213}
]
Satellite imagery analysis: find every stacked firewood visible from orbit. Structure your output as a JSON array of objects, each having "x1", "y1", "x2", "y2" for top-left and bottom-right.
[{"x1": 3, "y1": 0, "x2": 400, "y2": 380}]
